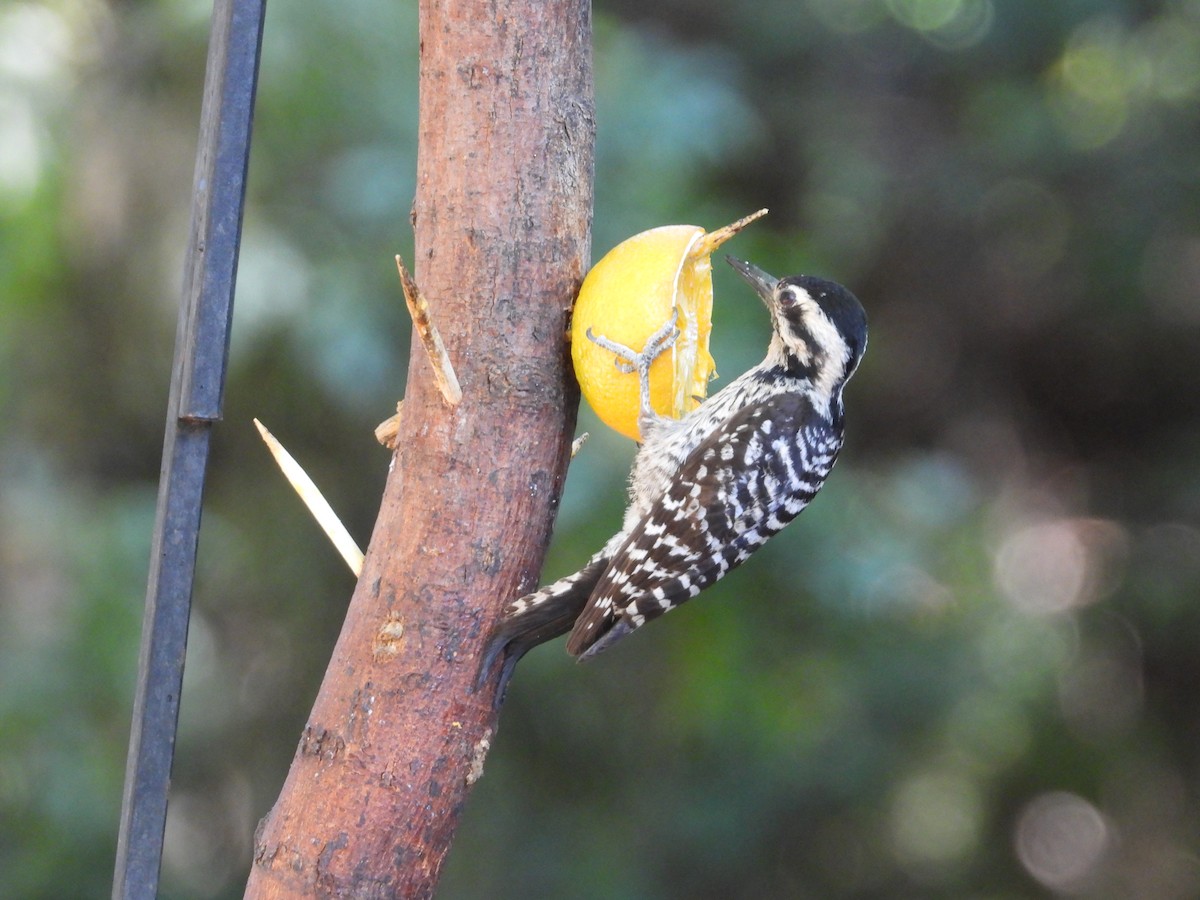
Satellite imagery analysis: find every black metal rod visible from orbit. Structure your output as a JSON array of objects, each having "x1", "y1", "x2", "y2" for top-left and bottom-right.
[{"x1": 113, "y1": 0, "x2": 266, "y2": 896}]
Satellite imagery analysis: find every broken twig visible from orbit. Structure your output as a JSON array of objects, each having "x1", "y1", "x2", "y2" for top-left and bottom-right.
[
  {"x1": 693, "y1": 208, "x2": 768, "y2": 257},
  {"x1": 396, "y1": 254, "x2": 463, "y2": 407},
  {"x1": 254, "y1": 418, "x2": 364, "y2": 577},
  {"x1": 375, "y1": 400, "x2": 404, "y2": 450}
]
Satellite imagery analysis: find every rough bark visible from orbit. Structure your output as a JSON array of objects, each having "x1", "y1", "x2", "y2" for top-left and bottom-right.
[{"x1": 243, "y1": 0, "x2": 593, "y2": 896}]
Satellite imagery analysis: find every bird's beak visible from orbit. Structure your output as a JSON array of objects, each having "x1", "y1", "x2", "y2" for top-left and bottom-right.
[{"x1": 726, "y1": 256, "x2": 779, "y2": 306}]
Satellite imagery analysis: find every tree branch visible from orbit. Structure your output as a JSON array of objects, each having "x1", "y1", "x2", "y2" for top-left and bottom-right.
[{"x1": 243, "y1": 0, "x2": 593, "y2": 895}]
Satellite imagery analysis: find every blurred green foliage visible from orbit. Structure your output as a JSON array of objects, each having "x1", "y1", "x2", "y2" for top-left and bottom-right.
[{"x1": 2, "y1": 0, "x2": 1200, "y2": 897}]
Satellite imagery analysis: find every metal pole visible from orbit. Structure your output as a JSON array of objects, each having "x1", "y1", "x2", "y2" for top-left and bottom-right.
[{"x1": 113, "y1": 0, "x2": 266, "y2": 895}]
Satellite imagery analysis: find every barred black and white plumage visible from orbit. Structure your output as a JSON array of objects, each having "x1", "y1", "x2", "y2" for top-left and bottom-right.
[{"x1": 478, "y1": 256, "x2": 867, "y2": 695}]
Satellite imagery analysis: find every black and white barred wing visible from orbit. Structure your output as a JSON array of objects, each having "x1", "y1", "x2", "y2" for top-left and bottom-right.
[{"x1": 565, "y1": 392, "x2": 841, "y2": 659}]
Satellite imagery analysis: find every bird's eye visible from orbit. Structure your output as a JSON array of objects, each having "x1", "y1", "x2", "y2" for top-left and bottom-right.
[{"x1": 777, "y1": 286, "x2": 800, "y2": 308}]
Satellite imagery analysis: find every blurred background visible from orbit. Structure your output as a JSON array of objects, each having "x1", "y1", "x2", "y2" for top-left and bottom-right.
[{"x1": 3, "y1": 0, "x2": 1199, "y2": 896}]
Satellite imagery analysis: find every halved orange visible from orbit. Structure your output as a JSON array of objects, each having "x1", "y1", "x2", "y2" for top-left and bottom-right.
[{"x1": 572, "y1": 210, "x2": 766, "y2": 441}]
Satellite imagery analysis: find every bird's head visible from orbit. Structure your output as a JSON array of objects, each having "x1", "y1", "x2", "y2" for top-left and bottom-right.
[{"x1": 726, "y1": 256, "x2": 867, "y2": 399}]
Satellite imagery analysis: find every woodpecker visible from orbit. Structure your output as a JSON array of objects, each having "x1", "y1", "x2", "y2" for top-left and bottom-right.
[{"x1": 478, "y1": 256, "x2": 867, "y2": 695}]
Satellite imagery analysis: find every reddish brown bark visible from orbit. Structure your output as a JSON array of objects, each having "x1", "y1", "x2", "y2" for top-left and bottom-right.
[{"x1": 243, "y1": 0, "x2": 593, "y2": 896}]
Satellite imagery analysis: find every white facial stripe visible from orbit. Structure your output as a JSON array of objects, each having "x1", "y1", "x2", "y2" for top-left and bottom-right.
[
  {"x1": 775, "y1": 285, "x2": 814, "y2": 364},
  {"x1": 768, "y1": 284, "x2": 853, "y2": 417},
  {"x1": 762, "y1": 283, "x2": 857, "y2": 418},
  {"x1": 806, "y1": 302, "x2": 851, "y2": 399}
]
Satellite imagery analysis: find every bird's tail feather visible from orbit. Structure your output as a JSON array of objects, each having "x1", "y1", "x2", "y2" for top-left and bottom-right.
[{"x1": 475, "y1": 552, "x2": 609, "y2": 701}]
